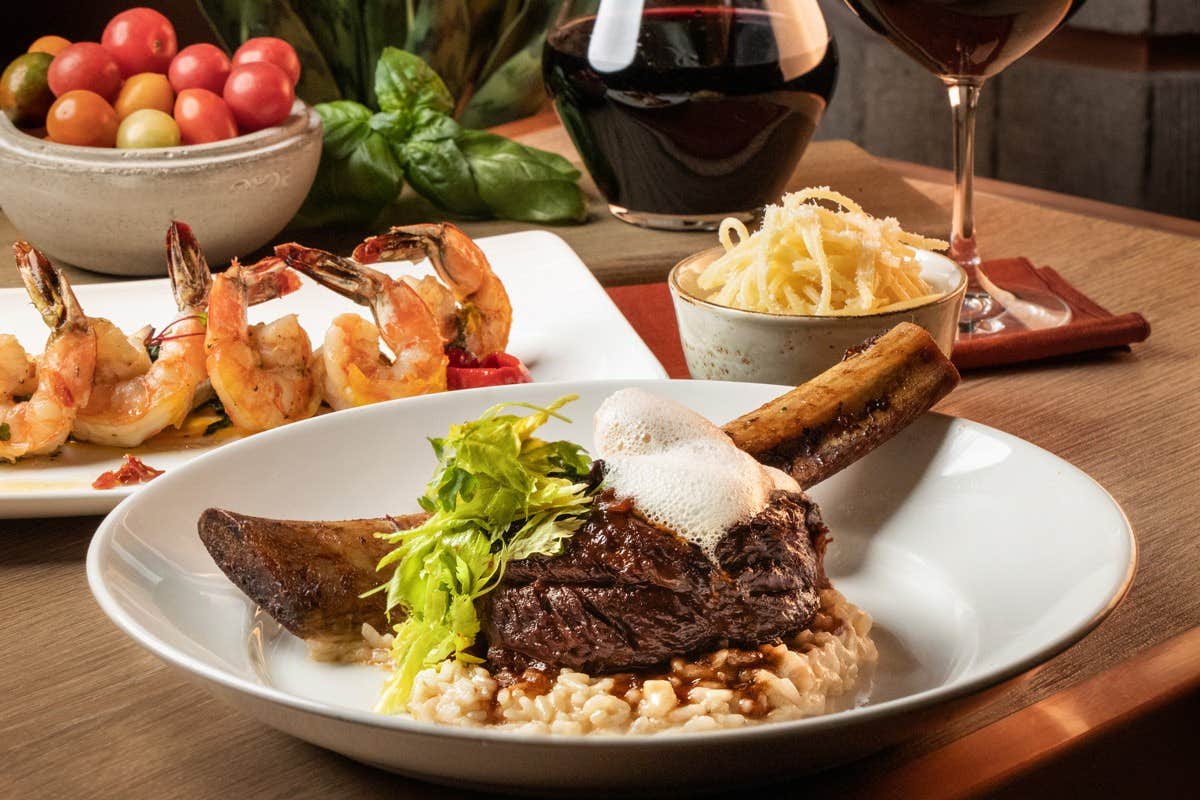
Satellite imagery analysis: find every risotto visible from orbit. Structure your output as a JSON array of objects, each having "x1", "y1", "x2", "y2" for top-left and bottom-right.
[{"x1": 382, "y1": 589, "x2": 876, "y2": 735}]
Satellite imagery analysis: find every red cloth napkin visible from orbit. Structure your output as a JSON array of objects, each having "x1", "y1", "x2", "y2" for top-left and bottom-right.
[
  {"x1": 606, "y1": 259, "x2": 1150, "y2": 378},
  {"x1": 951, "y1": 258, "x2": 1150, "y2": 370}
]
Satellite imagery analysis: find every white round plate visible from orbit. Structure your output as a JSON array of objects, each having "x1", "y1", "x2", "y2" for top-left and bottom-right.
[{"x1": 88, "y1": 380, "x2": 1135, "y2": 794}]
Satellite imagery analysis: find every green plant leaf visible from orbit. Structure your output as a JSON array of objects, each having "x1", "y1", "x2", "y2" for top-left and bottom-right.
[
  {"x1": 402, "y1": 0, "x2": 473, "y2": 104},
  {"x1": 456, "y1": 130, "x2": 586, "y2": 223},
  {"x1": 357, "y1": 0, "x2": 408, "y2": 106},
  {"x1": 375, "y1": 47, "x2": 454, "y2": 117},
  {"x1": 292, "y1": 0, "x2": 370, "y2": 102},
  {"x1": 460, "y1": 35, "x2": 548, "y2": 129}
]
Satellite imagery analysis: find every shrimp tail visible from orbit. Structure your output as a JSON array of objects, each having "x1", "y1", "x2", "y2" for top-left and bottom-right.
[
  {"x1": 240, "y1": 256, "x2": 303, "y2": 305},
  {"x1": 276, "y1": 244, "x2": 385, "y2": 305},
  {"x1": 166, "y1": 221, "x2": 213, "y2": 311},
  {"x1": 12, "y1": 241, "x2": 86, "y2": 334},
  {"x1": 351, "y1": 228, "x2": 431, "y2": 266}
]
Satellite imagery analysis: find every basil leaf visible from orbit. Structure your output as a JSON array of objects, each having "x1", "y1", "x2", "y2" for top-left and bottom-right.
[
  {"x1": 368, "y1": 109, "x2": 410, "y2": 143},
  {"x1": 456, "y1": 130, "x2": 587, "y2": 223},
  {"x1": 400, "y1": 139, "x2": 489, "y2": 217},
  {"x1": 318, "y1": 100, "x2": 375, "y2": 158},
  {"x1": 294, "y1": 101, "x2": 404, "y2": 227},
  {"x1": 375, "y1": 47, "x2": 454, "y2": 117},
  {"x1": 407, "y1": 108, "x2": 462, "y2": 142}
]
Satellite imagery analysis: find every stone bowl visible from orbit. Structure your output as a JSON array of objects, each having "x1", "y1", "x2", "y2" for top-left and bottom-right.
[
  {"x1": 0, "y1": 100, "x2": 322, "y2": 276},
  {"x1": 669, "y1": 246, "x2": 967, "y2": 384}
]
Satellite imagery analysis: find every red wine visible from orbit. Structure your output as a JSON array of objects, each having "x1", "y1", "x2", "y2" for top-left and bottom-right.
[
  {"x1": 843, "y1": 0, "x2": 1079, "y2": 79},
  {"x1": 543, "y1": 7, "x2": 837, "y2": 217}
]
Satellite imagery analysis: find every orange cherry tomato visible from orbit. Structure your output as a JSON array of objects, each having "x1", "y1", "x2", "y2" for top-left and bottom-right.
[
  {"x1": 46, "y1": 89, "x2": 118, "y2": 147},
  {"x1": 28, "y1": 36, "x2": 71, "y2": 57},
  {"x1": 114, "y1": 72, "x2": 174, "y2": 119},
  {"x1": 173, "y1": 88, "x2": 237, "y2": 144}
]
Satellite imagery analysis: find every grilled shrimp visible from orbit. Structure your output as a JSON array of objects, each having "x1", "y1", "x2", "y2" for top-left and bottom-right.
[
  {"x1": 1, "y1": 243, "x2": 96, "y2": 462},
  {"x1": 276, "y1": 244, "x2": 447, "y2": 410},
  {"x1": 72, "y1": 222, "x2": 214, "y2": 447},
  {"x1": 205, "y1": 256, "x2": 319, "y2": 433},
  {"x1": 352, "y1": 222, "x2": 511, "y2": 358}
]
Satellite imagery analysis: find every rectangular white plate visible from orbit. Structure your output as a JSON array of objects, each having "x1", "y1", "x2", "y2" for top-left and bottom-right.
[{"x1": 0, "y1": 230, "x2": 665, "y2": 518}]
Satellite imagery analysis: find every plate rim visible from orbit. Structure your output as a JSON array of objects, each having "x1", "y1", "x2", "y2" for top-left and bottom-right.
[{"x1": 86, "y1": 378, "x2": 1138, "y2": 748}]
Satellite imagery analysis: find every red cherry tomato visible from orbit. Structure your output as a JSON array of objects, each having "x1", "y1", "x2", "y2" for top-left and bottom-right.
[
  {"x1": 168, "y1": 43, "x2": 231, "y2": 94},
  {"x1": 173, "y1": 88, "x2": 237, "y2": 144},
  {"x1": 47, "y1": 42, "x2": 122, "y2": 100},
  {"x1": 231, "y1": 37, "x2": 301, "y2": 87},
  {"x1": 222, "y1": 62, "x2": 293, "y2": 132},
  {"x1": 446, "y1": 350, "x2": 533, "y2": 390},
  {"x1": 101, "y1": 7, "x2": 178, "y2": 77}
]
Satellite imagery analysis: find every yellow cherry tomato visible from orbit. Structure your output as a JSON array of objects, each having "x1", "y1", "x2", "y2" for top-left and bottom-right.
[
  {"x1": 113, "y1": 72, "x2": 174, "y2": 120},
  {"x1": 28, "y1": 35, "x2": 71, "y2": 57},
  {"x1": 117, "y1": 108, "x2": 180, "y2": 148}
]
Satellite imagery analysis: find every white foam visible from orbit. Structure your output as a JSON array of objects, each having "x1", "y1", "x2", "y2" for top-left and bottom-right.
[{"x1": 594, "y1": 389, "x2": 800, "y2": 556}]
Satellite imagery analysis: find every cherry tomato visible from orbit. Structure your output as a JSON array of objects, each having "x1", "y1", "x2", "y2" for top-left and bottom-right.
[
  {"x1": 48, "y1": 42, "x2": 121, "y2": 100},
  {"x1": 173, "y1": 88, "x2": 237, "y2": 144},
  {"x1": 117, "y1": 108, "x2": 180, "y2": 148},
  {"x1": 223, "y1": 62, "x2": 293, "y2": 132},
  {"x1": 28, "y1": 36, "x2": 71, "y2": 57},
  {"x1": 168, "y1": 43, "x2": 230, "y2": 95},
  {"x1": 446, "y1": 351, "x2": 533, "y2": 390},
  {"x1": 46, "y1": 90, "x2": 118, "y2": 147},
  {"x1": 102, "y1": 8, "x2": 177, "y2": 77},
  {"x1": 231, "y1": 37, "x2": 301, "y2": 87},
  {"x1": 113, "y1": 72, "x2": 173, "y2": 119}
]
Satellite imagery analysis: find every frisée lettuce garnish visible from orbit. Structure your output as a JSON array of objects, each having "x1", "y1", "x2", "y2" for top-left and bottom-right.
[{"x1": 372, "y1": 395, "x2": 594, "y2": 712}]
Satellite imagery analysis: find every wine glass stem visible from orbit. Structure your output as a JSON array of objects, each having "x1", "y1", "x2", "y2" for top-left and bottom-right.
[{"x1": 946, "y1": 80, "x2": 983, "y2": 281}]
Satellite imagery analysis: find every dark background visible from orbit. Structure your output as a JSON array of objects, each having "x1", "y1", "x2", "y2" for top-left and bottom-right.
[{"x1": 5, "y1": 0, "x2": 1197, "y2": 220}]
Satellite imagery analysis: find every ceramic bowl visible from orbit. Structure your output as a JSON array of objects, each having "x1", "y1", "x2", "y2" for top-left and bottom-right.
[
  {"x1": 669, "y1": 247, "x2": 967, "y2": 384},
  {"x1": 0, "y1": 100, "x2": 322, "y2": 276}
]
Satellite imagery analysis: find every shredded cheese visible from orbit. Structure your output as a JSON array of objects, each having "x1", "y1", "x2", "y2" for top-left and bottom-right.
[{"x1": 695, "y1": 188, "x2": 949, "y2": 316}]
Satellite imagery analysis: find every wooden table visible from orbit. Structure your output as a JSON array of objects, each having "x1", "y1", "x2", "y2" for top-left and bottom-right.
[{"x1": 2, "y1": 116, "x2": 1198, "y2": 798}]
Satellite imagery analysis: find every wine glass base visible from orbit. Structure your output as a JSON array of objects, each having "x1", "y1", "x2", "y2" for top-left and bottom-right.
[
  {"x1": 608, "y1": 205, "x2": 756, "y2": 232},
  {"x1": 958, "y1": 285, "x2": 1072, "y2": 336}
]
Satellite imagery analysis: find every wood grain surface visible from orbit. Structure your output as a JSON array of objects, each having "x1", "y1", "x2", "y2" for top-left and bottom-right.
[{"x1": 1, "y1": 120, "x2": 1198, "y2": 799}]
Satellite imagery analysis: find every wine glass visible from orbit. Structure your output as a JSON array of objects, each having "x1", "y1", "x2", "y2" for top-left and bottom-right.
[
  {"x1": 543, "y1": 0, "x2": 838, "y2": 231},
  {"x1": 841, "y1": 0, "x2": 1080, "y2": 334}
]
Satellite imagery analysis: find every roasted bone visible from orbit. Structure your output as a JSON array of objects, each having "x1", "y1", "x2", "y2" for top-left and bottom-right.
[
  {"x1": 198, "y1": 509, "x2": 424, "y2": 654},
  {"x1": 722, "y1": 322, "x2": 959, "y2": 488}
]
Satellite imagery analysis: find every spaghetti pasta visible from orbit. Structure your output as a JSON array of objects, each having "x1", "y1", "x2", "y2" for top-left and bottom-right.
[{"x1": 695, "y1": 188, "x2": 949, "y2": 316}]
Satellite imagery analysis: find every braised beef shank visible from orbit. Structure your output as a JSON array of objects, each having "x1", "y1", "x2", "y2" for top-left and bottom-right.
[{"x1": 482, "y1": 489, "x2": 829, "y2": 675}]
